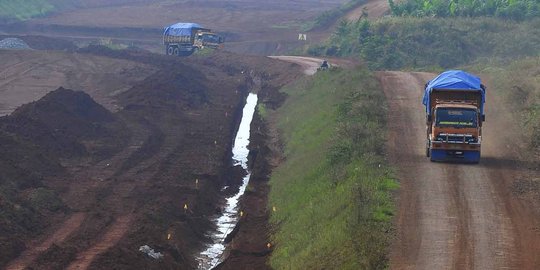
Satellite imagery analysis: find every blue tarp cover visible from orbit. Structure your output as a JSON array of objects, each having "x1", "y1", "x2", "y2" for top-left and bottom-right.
[
  {"x1": 163, "y1": 23, "x2": 204, "y2": 36},
  {"x1": 423, "y1": 70, "x2": 485, "y2": 114}
]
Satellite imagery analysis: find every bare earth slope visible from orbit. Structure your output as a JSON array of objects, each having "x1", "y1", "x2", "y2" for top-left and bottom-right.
[
  {"x1": 378, "y1": 71, "x2": 540, "y2": 270},
  {"x1": 0, "y1": 48, "x2": 301, "y2": 270},
  {"x1": 0, "y1": 49, "x2": 156, "y2": 116}
]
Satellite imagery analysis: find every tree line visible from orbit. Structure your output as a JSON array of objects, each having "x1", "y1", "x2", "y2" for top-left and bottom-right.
[{"x1": 389, "y1": 0, "x2": 540, "y2": 21}]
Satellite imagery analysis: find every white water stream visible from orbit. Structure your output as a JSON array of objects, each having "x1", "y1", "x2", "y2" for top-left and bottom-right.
[{"x1": 197, "y1": 93, "x2": 258, "y2": 269}]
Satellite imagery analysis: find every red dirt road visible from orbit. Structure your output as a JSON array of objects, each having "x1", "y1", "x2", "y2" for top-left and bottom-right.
[
  {"x1": 66, "y1": 215, "x2": 133, "y2": 270},
  {"x1": 345, "y1": 0, "x2": 390, "y2": 21},
  {"x1": 5, "y1": 213, "x2": 86, "y2": 270},
  {"x1": 378, "y1": 71, "x2": 540, "y2": 269}
]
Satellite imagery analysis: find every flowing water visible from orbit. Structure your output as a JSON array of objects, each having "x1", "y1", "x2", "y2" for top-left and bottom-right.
[{"x1": 197, "y1": 93, "x2": 258, "y2": 269}]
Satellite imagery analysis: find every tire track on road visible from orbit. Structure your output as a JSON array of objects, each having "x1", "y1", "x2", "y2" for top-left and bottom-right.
[{"x1": 379, "y1": 71, "x2": 535, "y2": 270}]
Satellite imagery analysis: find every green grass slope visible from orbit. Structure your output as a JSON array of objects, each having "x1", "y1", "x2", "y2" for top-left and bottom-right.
[
  {"x1": 309, "y1": 17, "x2": 540, "y2": 70},
  {"x1": 267, "y1": 68, "x2": 396, "y2": 269}
]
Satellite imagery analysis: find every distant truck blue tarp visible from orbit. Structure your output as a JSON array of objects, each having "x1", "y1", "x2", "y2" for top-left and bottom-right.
[
  {"x1": 422, "y1": 70, "x2": 486, "y2": 117},
  {"x1": 163, "y1": 23, "x2": 207, "y2": 36}
]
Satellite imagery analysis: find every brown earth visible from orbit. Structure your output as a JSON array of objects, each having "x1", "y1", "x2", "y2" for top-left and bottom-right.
[
  {"x1": 0, "y1": 0, "x2": 351, "y2": 55},
  {"x1": 0, "y1": 48, "x2": 157, "y2": 116},
  {"x1": 0, "y1": 47, "x2": 302, "y2": 269},
  {"x1": 378, "y1": 71, "x2": 540, "y2": 270}
]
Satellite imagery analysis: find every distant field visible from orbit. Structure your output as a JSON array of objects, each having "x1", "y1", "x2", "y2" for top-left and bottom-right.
[{"x1": 0, "y1": 0, "x2": 56, "y2": 20}]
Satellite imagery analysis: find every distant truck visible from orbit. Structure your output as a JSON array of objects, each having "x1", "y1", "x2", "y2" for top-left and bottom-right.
[
  {"x1": 423, "y1": 70, "x2": 486, "y2": 163},
  {"x1": 163, "y1": 22, "x2": 224, "y2": 56}
]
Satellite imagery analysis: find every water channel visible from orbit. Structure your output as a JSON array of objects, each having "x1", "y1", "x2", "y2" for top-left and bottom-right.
[{"x1": 197, "y1": 93, "x2": 258, "y2": 269}]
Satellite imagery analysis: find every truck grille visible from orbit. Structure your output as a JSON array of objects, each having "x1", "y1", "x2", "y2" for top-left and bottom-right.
[{"x1": 435, "y1": 133, "x2": 478, "y2": 143}]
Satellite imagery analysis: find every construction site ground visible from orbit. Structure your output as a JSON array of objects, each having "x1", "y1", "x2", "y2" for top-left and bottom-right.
[
  {"x1": 1, "y1": 0, "x2": 539, "y2": 269},
  {"x1": 0, "y1": 44, "x2": 301, "y2": 269}
]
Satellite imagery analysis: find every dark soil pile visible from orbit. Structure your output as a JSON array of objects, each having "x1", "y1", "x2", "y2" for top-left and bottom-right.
[
  {"x1": 3, "y1": 87, "x2": 128, "y2": 159},
  {"x1": 0, "y1": 87, "x2": 127, "y2": 268},
  {"x1": 1, "y1": 47, "x2": 302, "y2": 270}
]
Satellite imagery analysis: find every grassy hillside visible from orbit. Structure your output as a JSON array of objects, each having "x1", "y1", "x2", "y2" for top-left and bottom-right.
[
  {"x1": 267, "y1": 68, "x2": 396, "y2": 269},
  {"x1": 309, "y1": 17, "x2": 540, "y2": 70}
]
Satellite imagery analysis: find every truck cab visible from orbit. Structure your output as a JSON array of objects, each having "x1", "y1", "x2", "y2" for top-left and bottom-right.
[
  {"x1": 428, "y1": 103, "x2": 482, "y2": 161},
  {"x1": 194, "y1": 32, "x2": 224, "y2": 49}
]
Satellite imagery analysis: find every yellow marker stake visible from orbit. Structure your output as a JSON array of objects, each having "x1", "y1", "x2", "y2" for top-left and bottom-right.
[
  {"x1": 167, "y1": 233, "x2": 171, "y2": 240},
  {"x1": 195, "y1": 179, "x2": 199, "y2": 189},
  {"x1": 267, "y1": 243, "x2": 272, "y2": 249},
  {"x1": 240, "y1": 211, "x2": 244, "y2": 217},
  {"x1": 272, "y1": 206, "x2": 277, "y2": 212},
  {"x1": 184, "y1": 204, "x2": 188, "y2": 213}
]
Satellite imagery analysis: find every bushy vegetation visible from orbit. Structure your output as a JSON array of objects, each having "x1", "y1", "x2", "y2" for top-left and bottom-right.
[
  {"x1": 471, "y1": 57, "x2": 540, "y2": 155},
  {"x1": 0, "y1": 0, "x2": 55, "y2": 20},
  {"x1": 0, "y1": 0, "x2": 75, "y2": 21},
  {"x1": 308, "y1": 17, "x2": 540, "y2": 70},
  {"x1": 268, "y1": 68, "x2": 396, "y2": 269},
  {"x1": 304, "y1": 0, "x2": 368, "y2": 31},
  {"x1": 390, "y1": 0, "x2": 540, "y2": 21}
]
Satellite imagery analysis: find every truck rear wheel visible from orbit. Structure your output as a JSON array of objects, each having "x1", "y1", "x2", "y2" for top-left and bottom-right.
[
  {"x1": 173, "y1": 47, "x2": 180, "y2": 56},
  {"x1": 167, "y1": 46, "x2": 174, "y2": 55}
]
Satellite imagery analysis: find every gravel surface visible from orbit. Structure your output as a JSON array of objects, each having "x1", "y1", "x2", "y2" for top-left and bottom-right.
[{"x1": 0, "y1": 38, "x2": 31, "y2": 50}]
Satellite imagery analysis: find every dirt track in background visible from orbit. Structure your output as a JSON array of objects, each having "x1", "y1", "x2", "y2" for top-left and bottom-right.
[
  {"x1": 345, "y1": 0, "x2": 390, "y2": 21},
  {"x1": 0, "y1": 0, "x2": 349, "y2": 55},
  {"x1": 378, "y1": 71, "x2": 540, "y2": 269}
]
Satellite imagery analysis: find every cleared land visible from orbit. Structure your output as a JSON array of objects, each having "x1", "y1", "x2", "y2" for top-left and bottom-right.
[{"x1": 1, "y1": 0, "x2": 351, "y2": 55}]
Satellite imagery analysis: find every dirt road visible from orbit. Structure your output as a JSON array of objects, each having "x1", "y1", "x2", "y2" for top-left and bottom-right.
[
  {"x1": 379, "y1": 71, "x2": 540, "y2": 269},
  {"x1": 269, "y1": 56, "x2": 357, "y2": 75},
  {"x1": 269, "y1": 56, "x2": 322, "y2": 75},
  {"x1": 345, "y1": 0, "x2": 390, "y2": 21},
  {"x1": 0, "y1": 0, "x2": 349, "y2": 55}
]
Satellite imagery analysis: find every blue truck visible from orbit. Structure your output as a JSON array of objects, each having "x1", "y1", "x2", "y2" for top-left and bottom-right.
[
  {"x1": 163, "y1": 22, "x2": 224, "y2": 56},
  {"x1": 423, "y1": 70, "x2": 486, "y2": 163}
]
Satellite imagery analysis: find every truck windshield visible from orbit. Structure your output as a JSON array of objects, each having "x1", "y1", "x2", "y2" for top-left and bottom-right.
[
  {"x1": 202, "y1": 34, "x2": 220, "y2": 43},
  {"x1": 435, "y1": 108, "x2": 478, "y2": 128}
]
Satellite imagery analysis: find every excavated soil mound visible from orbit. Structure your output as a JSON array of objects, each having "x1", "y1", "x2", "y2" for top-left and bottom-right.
[
  {"x1": 0, "y1": 87, "x2": 128, "y2": 268},
  {"x1": 3, "y1": 87, "x2": 128, "y2": 159},
  {"x1": 0, "y1": 35, "x2": 77, "y2": 51}
]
